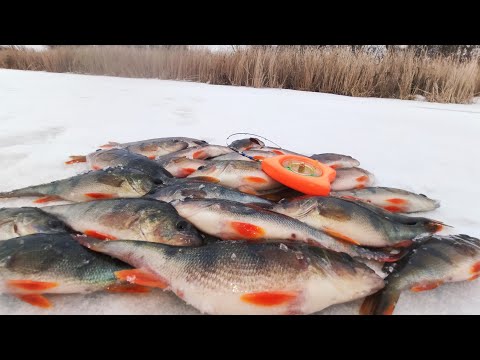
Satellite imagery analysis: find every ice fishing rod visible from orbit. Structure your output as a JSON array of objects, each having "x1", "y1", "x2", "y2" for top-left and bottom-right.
[{"x1": 226, "y1": 132, "x2": 282, "y2": 162}]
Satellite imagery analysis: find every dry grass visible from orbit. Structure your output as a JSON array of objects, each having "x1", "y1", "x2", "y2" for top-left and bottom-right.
[{"x1": 1, "y1": 45, "x2": 479, "y2": 103}]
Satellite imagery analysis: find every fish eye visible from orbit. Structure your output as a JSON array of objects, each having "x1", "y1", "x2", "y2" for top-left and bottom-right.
[
  {"x1": 176, "y1": 220, "x2": 189, "y2": 231},
  {"x1": 197, "y1": 166, "x2": 206, "y2": 171}
]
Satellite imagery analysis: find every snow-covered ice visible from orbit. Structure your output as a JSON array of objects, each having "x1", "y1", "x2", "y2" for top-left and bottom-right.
[{"x1": 0, "y1": 69, "x2": 479, "y2": 314}]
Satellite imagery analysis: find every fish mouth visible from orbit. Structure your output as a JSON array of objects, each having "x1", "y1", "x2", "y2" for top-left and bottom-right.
[{"x1": 175, "y1": 234, "x2": 203, "y2": 246}]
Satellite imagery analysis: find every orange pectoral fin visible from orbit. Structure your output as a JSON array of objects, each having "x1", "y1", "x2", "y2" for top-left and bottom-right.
[
  {"x1": 85, "y1": 193, "x2": 115, "y2": 199},
  {"x1": 469, "y1": 262, "x2": 480, "y2": 280},
  {"x1": 178, "y1": 168, "x2": 197, "y2": 177},
  {"x1": 192, "y1": 150, "x2": 207, "y2": 159},
  {"x1": 106, "y1": 283, "x2": 151, "y2": 293},
  {"x1": 237, "y1": 186, "x2": 259, "y2": 195},
  {"x1": 34, "y1": 195, "x2": 62, "y2": 204},
  {"x1": 323, "y1": 227, "x2": 361, "y2": 245},
  {"x1": 386, "y1": 198, "x2": 408, "y2": 205},
  {"x1": 148, "y1": 156, "x2": 156, "y2": 160},
  {"x1": 245, "y1": 176, "x2": 268, "y2": 184},
  {"x1": 230, "y1": 221, "x2": 266, "y2": 240},
  {"x1": 356, "y1": 175, "x2": 368, "y2": 182},
  {"x1": 410, "y1": 280, "x2": 443, "y2": 292},
  {"x1": 84, "y1": 230, "x2": 117, "y2": 241},
  {"x1": 65, "y1": 155, "x2": 87, "y2": 165},
  {"x1": 114, "y1": 269, "x2": 168, "y2": 289},
  {"x1": 241, "y1": 291, "x2": 298, "y2": 306},
  {"x1": 8, "y1": 280, "x2": 58, "y2": 291},
  {"x1": 14, "y1": 294, "x2": 52, "y2": 308}
]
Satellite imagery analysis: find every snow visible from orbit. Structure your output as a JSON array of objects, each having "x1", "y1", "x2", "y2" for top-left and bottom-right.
[{"x1": 1, "y1": 69, "x2": 480, "y2": 315}]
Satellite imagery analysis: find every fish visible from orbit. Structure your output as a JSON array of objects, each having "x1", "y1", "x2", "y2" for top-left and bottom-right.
[
  {"x1": 156, "y1": 145, "x2": 233, "y2": 162},
  {"x1": 171, "y1": 198, "x2": 403, "y2": 262},
  {"x1": 258, "y1": 188, "x2": 305, "y2": 202},
  {"x1": 0, "y1": 207, "x2": 71, "y2": 241},
  {"x1": 158, "y1": 157, "x2": 208, "y2": 178},
  {"x1": 99, "y1": 137, "x2": 208, "y2": 158},
  {"x1": 310, "y1": 153, "x2": 360, "y2": 169},
  {"x1": 41, "y1": 198, "x2": 202, "y2": 246},
  {"x1": 272, "y1": 196, "x2": 444, "y2": 248},
  {"x1": 331, "y1": 196, "x2": 446, "y2": 227},
  {"x1": 211, "y1": 150, "x2": 278, "y2": 161},
  {"x1": 0, "y1": 168, "x2": 156, "y2": 203},
  {"x1": 360, "y1": 234, "x2": 480, "y2": 315},
  {"x1": 229, "y1": 137, "x2": 265, "y2": 152},
  {"x1": 67, "y1": 149, "x2": 175, "y2": 185},
  {"x1": 215, "y1": 151, "x2": 361, "y2": 167},
  {"x1": 76, "y1": 237, "x2": 385, "y2": 315},
  {"x1": 0, "y1": 233, "x2": 150, "y2": 308},
  {"x1": 330, "y1": 167, "x2": 375, "y2": 191},
  {"x1": 257, "y1": 147, "x2": 304, "y2": 156},
  {"x1": 187, "y1": 160, "x2": 284, "y2": 195},
  {"x1": 146, "y1": 180, "x2": 274, "y2": 208},
  {"x1": 331, "y1": 187, "x2": 440, "y2": 213}
]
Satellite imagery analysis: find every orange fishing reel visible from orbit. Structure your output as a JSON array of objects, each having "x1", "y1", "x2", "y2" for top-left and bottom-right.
[
  {"x1": 227, "y1": 133, "x2": 336, "y2": 196},
  {"x1": 262, "y1": 155, "x2": 336, "y2": 195}
]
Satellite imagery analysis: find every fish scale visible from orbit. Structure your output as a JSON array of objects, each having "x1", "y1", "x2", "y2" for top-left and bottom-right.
[
  {"x1": 100, "y1": 137, "x2": 207, "y2": 158},
  {"x1": 331, "y1": 187, "x2": 440, "y2": 213},
  {"x1": 171, "y1": 198, "x2": 403, "y2": 262},
  {"x1": 0, "y1": 168, "x2": 156, "y2": 203},
  {"x1": 187, "y1": 160, "x2": 284, "y2": 194},
  {"x1": 85, "y1": 149, "x2": 175, "y2": 185},
  {"x1": 273, "y1": 196, "x2": 443, "y2": 247},
  {"x1": 41, "y1": 198, "x2": 202, "y2": 246},
  {"x1": 76, "y1": 238, "x2": 384, "y2": 315},
  {"x1": 0, "y1": 233, "x2": 137, "y2": 308},
  {"x1": 360, "y1": 234, "x2": 480, "y2": 315},
  {"x1": 146, "y1": 180, "x2": 273, "y2": 207}
]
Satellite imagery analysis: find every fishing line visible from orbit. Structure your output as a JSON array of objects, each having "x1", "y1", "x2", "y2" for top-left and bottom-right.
[{"x1": 225, "y1": 133, "x2": 282, "y2": 162}]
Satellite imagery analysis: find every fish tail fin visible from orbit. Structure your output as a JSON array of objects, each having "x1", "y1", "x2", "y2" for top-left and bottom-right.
[
  {"x1": 0, "y1": 186, "x2": 46, "y2": 199},
  {"x1": 0, "y1": 189, "x2": 27, "y2": 199},
  {"x1": 424, "y1": 219, "x2": 450, "y2": 233},
  {"x1": 99, "y1": 141, "x2": 120, "y2": 149},
  {"x1": 360, "y1": 289, "x2": 400, "y2": 315},
  {"x1": 65, "y1": 155, "x2": 86, "y2": 165}
]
